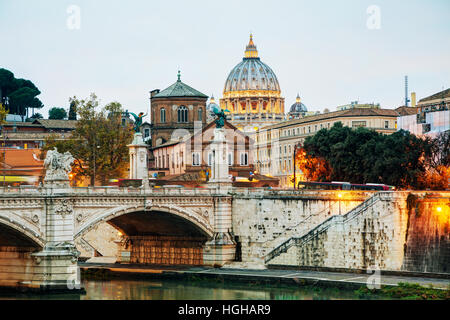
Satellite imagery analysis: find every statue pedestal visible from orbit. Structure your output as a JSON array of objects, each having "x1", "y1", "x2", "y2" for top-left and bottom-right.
[
  {"x1": 209, "y1": 128, "x2": 231, "y2": 186},
  {"x1": 128, "y1": 133, "x2": 149, "y2": 186},
  {"x1": 204, "y1": 127, "x2": 235, "y2": 267}
]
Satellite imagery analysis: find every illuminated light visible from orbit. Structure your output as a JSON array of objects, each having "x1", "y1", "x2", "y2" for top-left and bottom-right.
[
  {"x1": 338, "y1": 193, "x2": 343, "y2": 198},
  {"x1": 436, "y1": 206, "x2": 442, "y2": 213},
  {"x1": 117, "y1": 231, "x2": 123, "y2": 237}
]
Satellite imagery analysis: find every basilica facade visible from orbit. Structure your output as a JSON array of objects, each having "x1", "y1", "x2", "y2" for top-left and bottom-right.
[{"x1": 220, "y1": 35, "x2": 285, "y2": 132}]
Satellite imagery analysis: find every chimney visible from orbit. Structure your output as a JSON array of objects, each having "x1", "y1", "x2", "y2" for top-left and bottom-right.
[
  {"x1": 411, "y1": 92, "x2": 416, "y2": 108},
  {"x1": 150, "y1": 89, "x2": 160, "y2": 98}
]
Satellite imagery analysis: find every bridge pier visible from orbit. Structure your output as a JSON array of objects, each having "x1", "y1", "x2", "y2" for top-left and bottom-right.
[
  {"x1": 15, "y1": 152, "x2": 83, "y2": 292},
  {"x1": 203, "y1": 193, "x2": 236, "y2": 267},
  {"x1": 20, "y1": 188, "x2": 82, "y2": 292}
]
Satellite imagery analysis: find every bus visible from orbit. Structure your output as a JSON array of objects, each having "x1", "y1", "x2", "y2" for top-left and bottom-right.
[{"x1": 297, "y1": 181, "x2": 394, "y2": 191}]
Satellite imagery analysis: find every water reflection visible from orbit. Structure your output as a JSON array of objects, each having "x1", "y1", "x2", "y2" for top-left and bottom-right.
[{"x1": 0, "y1": 279, "x2": 376, "y2": 300}]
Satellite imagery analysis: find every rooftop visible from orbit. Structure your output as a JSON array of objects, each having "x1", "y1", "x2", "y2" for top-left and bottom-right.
[
  {"x1": 32, "y1": 119, "x2": 78, "y2": 129},
  {"x1": 418, "y1": 88, "x2": 450, "y2": 103},
  {"x1": 152, "y1": 71, "x2": 208, "y2": 99},
  {"x1": 260, "y1": 107, "x2": 400, "y2": 131}
]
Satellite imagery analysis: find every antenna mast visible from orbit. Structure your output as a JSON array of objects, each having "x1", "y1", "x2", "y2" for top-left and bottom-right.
[{"x1": 405, "y1": 76, "x2": 410, "y2": 106}]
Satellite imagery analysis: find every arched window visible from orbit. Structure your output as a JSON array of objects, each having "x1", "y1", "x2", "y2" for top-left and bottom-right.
[
  {"x1": 197, "y1": 108, "x2": 202, "y2": 121},
  {"x1": 178, "y1": 106, "x2": 188, "y2": 123},
  {"x1": 160, "y1": 108, "x2": 166, "y2": 123}
]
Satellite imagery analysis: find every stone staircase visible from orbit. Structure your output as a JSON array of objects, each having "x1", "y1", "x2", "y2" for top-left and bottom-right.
[
  {"x1": 259, "y1": 201, "x2": 341, "y2": 257},
  {"x1": 264, "y1": 192, "x2": 382, "y2": 264}
]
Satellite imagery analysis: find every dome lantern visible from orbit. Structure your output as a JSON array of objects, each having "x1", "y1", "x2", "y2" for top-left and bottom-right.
[{"x1": 244, "y1": 34, "x2": 259, "y2": 59}]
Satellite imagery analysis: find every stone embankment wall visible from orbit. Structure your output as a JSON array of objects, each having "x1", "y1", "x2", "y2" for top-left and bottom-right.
[
  {"x1": 231, "y1": 189, "x2": 374, "y2": 265},
  {"x1": 267, "y1": 191, "x2": 450, "y2": 274}
]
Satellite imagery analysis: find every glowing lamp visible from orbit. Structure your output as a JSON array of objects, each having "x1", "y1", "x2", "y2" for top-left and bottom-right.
[
  {"x1": 436, "y1": 206, "x2": 442, "y2": 213},
  {"x1": 338, "y1": 193, "x2": 343, "y2": 198},
  {"x1": 117, "y1": 231, "x2": 123, "y2": 237}
]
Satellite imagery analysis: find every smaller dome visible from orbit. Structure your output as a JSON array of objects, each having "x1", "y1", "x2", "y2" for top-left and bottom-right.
[
  {"x1": 207, "y1": 95, "x2": 219, "y2": 112},
  {"x1": 289, "y1": 94, "x2": 307, "y2": 113}
]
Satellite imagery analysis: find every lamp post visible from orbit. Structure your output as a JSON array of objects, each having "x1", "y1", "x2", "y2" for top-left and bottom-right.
[
  {"x1": 93, "y1": 144, "x2": 100, "y2": 187},
  {"x1": 293, "y1": 143, "x2": 302, "y2": 189},
  {"x1": 2, "y1": 132, "x2": 7, "y2": 188}
]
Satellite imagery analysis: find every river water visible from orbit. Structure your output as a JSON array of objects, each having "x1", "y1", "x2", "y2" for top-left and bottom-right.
[{"x1": 0, "y1": 279, "x2": 375, "y2": 300}]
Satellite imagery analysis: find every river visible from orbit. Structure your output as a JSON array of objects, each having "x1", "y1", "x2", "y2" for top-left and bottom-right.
[{"x1": 0, "y1": 279, "x2": 378, "y2": 300}]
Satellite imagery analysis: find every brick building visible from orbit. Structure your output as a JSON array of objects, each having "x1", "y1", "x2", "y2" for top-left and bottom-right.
[{"x1": 150, "y1": 72, "x2": 208, "y2": 148}]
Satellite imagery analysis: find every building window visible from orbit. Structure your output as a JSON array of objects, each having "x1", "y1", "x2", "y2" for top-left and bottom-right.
[
  {"x1": 198, "y1": 108, "x2": 202, "y2": 121},
  {"x1": 192, "y1": 152, "x2": 200, "y2": 166},
  {"x1": 228, "y1": 153, "x2": 233, "y2": 166},
  {"x1": 144, "y1": 128, "x2": 150, "y2": 138},
  {"x1": 167, "y1": 155, "x2": 169, "y2": 168},
  {"x1": 160, "y1": 108, "x2": 166, "y2": 123},
  {"x1": 352, "y1": 121, "x2": 367, "y2": 128},
  {"x1": 384, "y1": 120, "x2": 389, "y2": 129},
  {"x1": 178, "y1": 106, "x2": 188, "y2": 123},
  {"x1": 208, "y1": 152, "x2": 213, "y2": 166},
  {"x1": 240, "y1": 152, "x2": 248, "y2": 166}
]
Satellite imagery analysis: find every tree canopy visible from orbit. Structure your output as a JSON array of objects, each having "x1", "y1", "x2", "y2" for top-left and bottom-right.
[
  {"x1": 48, "y1": 107, "x2": 67, "y2": 120},
  {"x1": 43, "y1": 94, "x2": 134, "y2": 186},
  {"x1": 68, "y1": 97, "x2": 78, "y2": 120},
  {"x1": 0, "y1": 68, "x2": 43, "y2": 120},
  {"x1": 296, "y1": 122, "x2": 448, "y2": 190}
]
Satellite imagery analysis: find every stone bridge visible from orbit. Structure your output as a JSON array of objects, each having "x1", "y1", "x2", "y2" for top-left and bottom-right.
[{"x1": 0, "y1": 183, "x2": 376, "y2": 292}]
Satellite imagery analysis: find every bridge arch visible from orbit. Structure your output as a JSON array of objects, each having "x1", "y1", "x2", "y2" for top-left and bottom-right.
[
  {"x1": 0, "y1": 215, "x2": 44, "y2": 249},
  {"x1": 75, "y1": 204, "x2": 214, "y2": 240}
]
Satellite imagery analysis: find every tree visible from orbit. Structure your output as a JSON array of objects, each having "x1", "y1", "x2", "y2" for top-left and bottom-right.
[
  {"x1": 0, "y1": 103, "x2": 8, "y2": 125},
  {"x1": 48, "y1": 107, "x2": 67, "y2": 120},
  {"x1": 68, "y1": 97, "x2": 78, "y2": 120},
  {"x1": 0, "y1": 69, "x2": 14, "y2": 102},
  {"x1": 43, "y1": 94, "x2": 134, "y2": 186},
  {"x1": 8, "y1": 87, "x2": 40, "y2": 120},
  {"x1": 297, "y1": 122, "x2": 440, "y2": 190},
  {"x1": 28, "y1": 113, "x2": 43, "y2": 120},
  {"x1": 0, "y1": 68, "x2": 43, "y2": 118}
]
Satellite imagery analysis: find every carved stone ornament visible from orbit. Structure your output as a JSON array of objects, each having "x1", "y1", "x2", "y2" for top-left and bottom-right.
[
  {"x1": 54, "y1": 199, "x2": 73, "y2": 218},
  {"x1": 44, "y1": 147, "x2": 75, "y2": 181},
  {"x1": 145, "y1": 199, "x2": 153, "y2": 209}
]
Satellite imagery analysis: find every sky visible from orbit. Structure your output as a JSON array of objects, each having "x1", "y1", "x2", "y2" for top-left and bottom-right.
[{"x1": 0, "y1": 0, "x2": 449, "y2": 121}]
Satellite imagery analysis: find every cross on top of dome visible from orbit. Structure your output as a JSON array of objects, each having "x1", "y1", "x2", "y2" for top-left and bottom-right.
[{"x1": 244, "y1": 34, "x2": 258, "y2": 59}]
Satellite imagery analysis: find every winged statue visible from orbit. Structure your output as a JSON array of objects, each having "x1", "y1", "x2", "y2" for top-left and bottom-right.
[
  {"x1": 210, "y1": 105, "x2": 230, "y2": 129},
  {"x1": 123, "y1": 110, "x2": 147, "y2": 133}
]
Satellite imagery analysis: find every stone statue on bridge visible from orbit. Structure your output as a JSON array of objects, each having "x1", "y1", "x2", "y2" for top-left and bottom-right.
[{"x1": 44, "y1": 147, "x2": 75, "y2": 183}]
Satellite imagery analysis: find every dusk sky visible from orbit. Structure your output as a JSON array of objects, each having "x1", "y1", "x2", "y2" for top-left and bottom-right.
[{"x1": 1, "y1": 0, "x2": 449, "y2": 120}]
